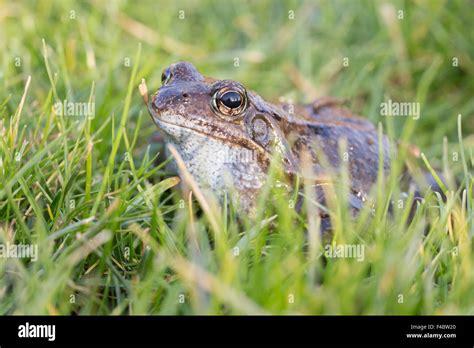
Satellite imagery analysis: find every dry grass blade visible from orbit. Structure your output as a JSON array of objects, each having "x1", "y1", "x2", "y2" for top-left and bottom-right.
[
  {"x1": 170, "y1": 255, "x2": 268, "y2": 315},
  {"x1": 10, "y1": 75, "x2": 31, "y2": 145},
  {"x1": 167, "y1": 143, "x2": 223, "y2": 236}
]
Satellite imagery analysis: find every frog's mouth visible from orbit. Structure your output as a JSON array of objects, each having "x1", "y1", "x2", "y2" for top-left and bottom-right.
[{"x1": 147, "y1": 104, "x2": 270, "y2": 160}]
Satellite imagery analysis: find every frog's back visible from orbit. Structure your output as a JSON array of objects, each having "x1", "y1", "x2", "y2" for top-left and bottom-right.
[{"x1": 280, "y1": 98, "x2": 391, "y2": 198}]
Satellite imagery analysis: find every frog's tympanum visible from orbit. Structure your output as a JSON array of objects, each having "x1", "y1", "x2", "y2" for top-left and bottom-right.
[{"x1": 142, "y1": 62, "x2": 404, "y2": 224}]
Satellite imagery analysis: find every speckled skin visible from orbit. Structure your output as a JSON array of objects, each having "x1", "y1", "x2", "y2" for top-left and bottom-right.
[{"x1": 145, "y1": 62, "x2": 391, "y2": 214}]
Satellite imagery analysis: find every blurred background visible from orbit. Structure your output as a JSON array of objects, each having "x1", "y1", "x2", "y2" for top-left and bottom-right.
[
  {"x1": 1, "y1": 0, "x2": 473, "y2": 316},
  {"x1": 1, "y1": 0, "x2": 473, "y2": 165}
]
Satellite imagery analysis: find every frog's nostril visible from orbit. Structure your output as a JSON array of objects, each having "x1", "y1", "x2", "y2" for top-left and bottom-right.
[{"x1": 182, "y1": 93, "x2": 189, "y2": 98}]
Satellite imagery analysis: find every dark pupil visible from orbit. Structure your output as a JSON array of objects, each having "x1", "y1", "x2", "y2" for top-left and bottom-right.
[{"x1": 220, "y1": 91, "x2": 242, "y2": 109}]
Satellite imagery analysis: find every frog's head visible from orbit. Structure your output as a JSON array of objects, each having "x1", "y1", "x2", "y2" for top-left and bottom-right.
[{"x1": 146, "y1": 62, "x2": 297, "y2": 180}]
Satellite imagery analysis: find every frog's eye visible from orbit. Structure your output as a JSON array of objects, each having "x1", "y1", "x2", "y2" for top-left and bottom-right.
[
  {"x1": 161, "y1": 67, "x2": 172, "y2": 85},
  {"x1": 212, "y1": 86, "x2": 247, "y2": 117}
]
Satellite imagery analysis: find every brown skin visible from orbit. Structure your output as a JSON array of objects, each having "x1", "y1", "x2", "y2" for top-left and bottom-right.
[{"x1": 143, "y1": 61, "x2": 391, "y2": 216}]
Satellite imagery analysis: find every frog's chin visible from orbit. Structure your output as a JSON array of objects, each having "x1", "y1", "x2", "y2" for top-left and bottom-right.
[{"x1": 152, "y1": 116, "x2": 195, "y2": 140}]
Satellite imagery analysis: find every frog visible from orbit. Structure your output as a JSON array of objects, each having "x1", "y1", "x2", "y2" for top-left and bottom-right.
[{"x1": 140, "y1": 61, "x2": 407, "y2": 224}]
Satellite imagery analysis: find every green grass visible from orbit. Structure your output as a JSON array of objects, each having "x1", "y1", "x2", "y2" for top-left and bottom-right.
[{"x1": 0, "y1": 0, "x2": 473, "y2": 314}]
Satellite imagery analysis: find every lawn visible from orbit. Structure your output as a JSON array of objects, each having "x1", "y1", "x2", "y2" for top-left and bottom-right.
[{"x1": 0, "y1": 0, "x2": 473, "y2": 314}]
